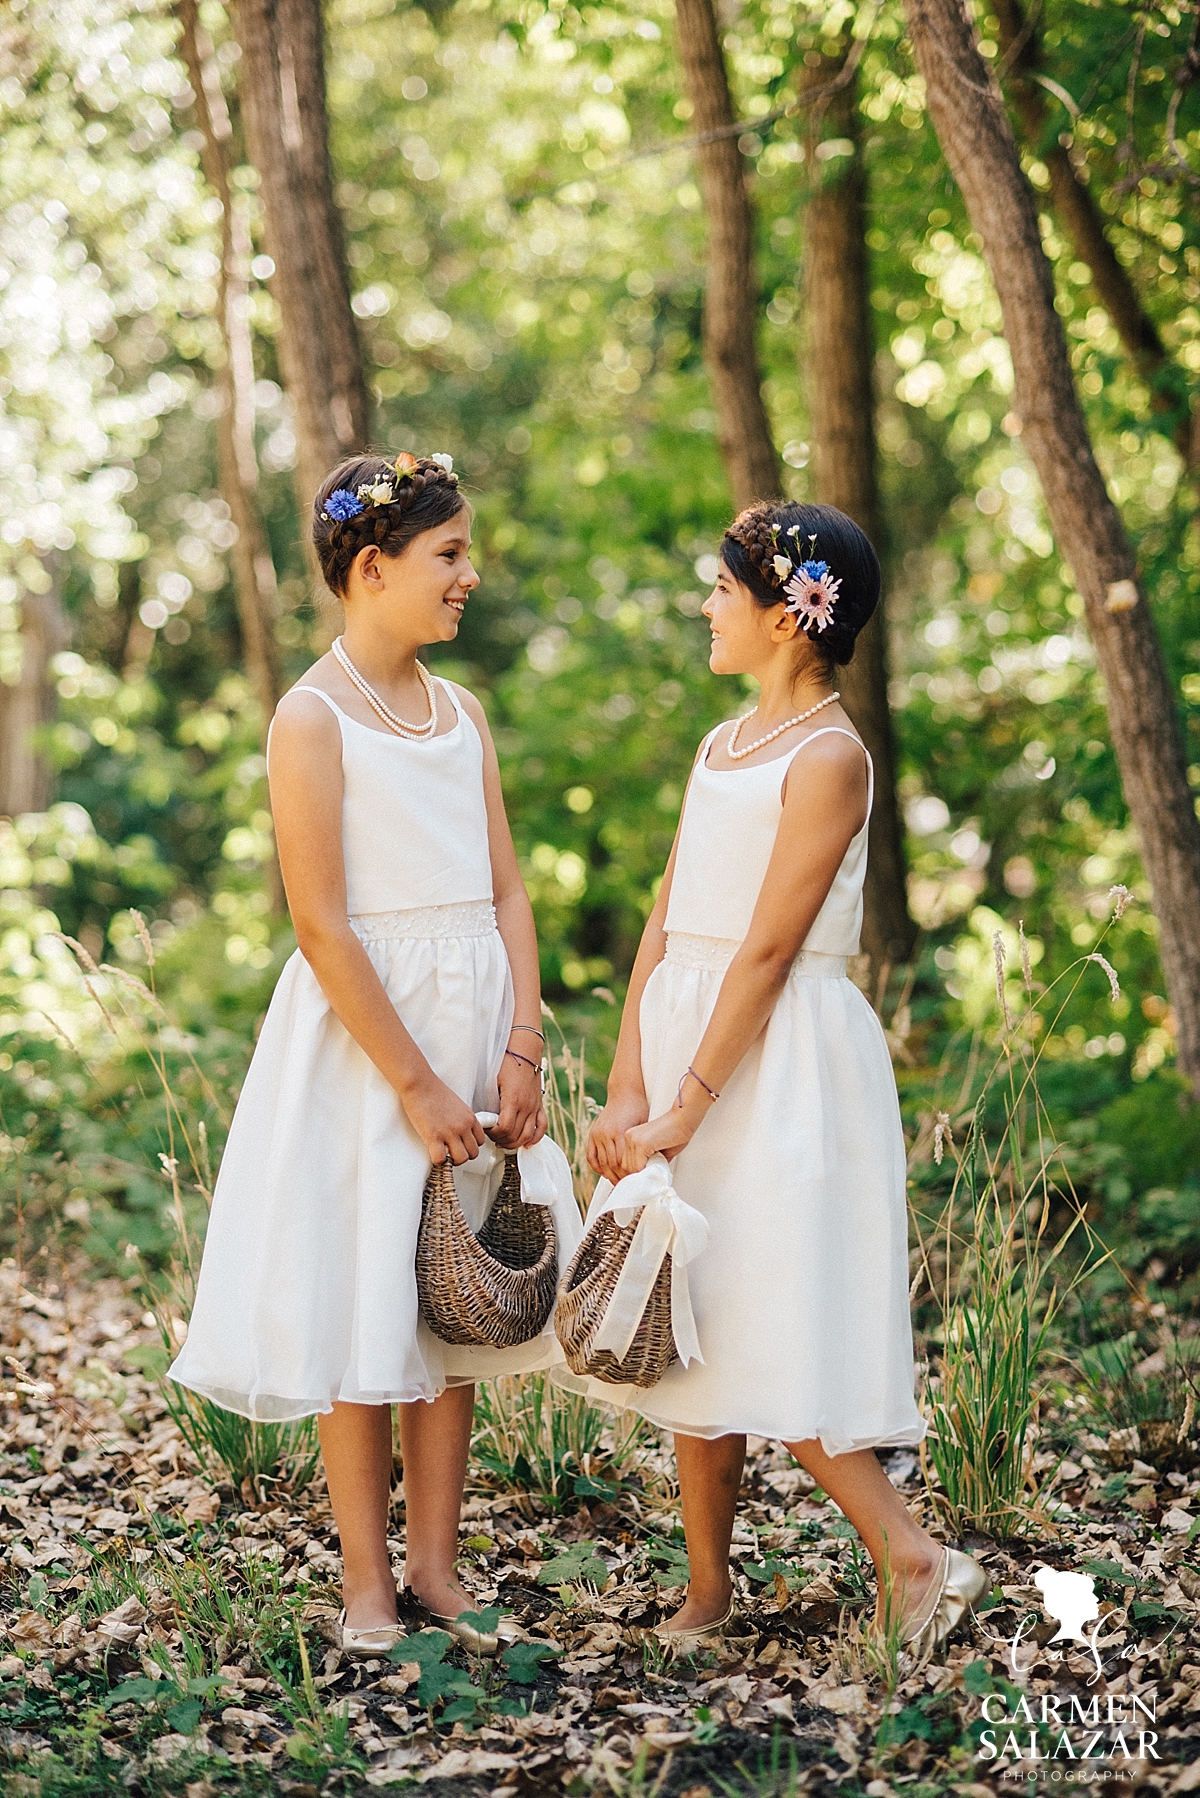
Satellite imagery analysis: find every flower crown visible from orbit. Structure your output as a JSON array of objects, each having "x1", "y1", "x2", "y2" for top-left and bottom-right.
[
  {"x1": 768, "y1": 526, "x2": 842, "y2": 634},
  {"x1": 320, "y1": 452, "x2": 455, "y2": 525}
]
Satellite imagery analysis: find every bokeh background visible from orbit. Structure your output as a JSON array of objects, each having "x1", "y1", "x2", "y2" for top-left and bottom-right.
[{"x1": 1, "y1": 0, "x2": 1199, "y2": 1284}]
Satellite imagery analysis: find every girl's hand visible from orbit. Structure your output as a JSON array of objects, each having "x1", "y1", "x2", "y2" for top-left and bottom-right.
[
  {"x1": 403, "y1": 1075, "x2": 487, "y2": 1166},
  {"x1": 620, "y1": 1104, "x2": 702, "y2": 1174},
  {"x1": 587, "y1": 1092, "x2": 650, "y2": 1183},
  {"x1": 493, "y1": 1053, "x2": 546, "y2": 1149}
]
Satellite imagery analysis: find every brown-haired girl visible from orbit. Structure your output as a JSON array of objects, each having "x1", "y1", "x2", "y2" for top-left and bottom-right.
[
  {"x1": 172, "y1": 453, "x2": 576, "y2": 1658},
  {"x1": 581, "y1": 501, "x2": 987, "y2": 1661}
]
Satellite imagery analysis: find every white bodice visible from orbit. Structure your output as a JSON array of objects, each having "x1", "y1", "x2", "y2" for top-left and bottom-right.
[
  {"x1": 664, "y1": 725, "x2": 872, "y2": 956},
  {"x1": 271, "y1": 677, "x2": 493, "y2": 917}
]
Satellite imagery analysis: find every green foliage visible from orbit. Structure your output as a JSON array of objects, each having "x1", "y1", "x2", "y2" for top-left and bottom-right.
[
  {"x1": 536, "y1": 1541, "x2": 610, "y2": 1587},
  {"x1": 501, "y1": 1638, "x2": 564, "y2": 1684},
  {"x1": 163, "y1": 1384, "x2": 320, "y2": 1502},
  {"x1": 471, "y1": 1365, "x2": 658, "y2": 1502},
  {"x1": 642, "y1": 1534, "x2": 691, "y2": 1588}
]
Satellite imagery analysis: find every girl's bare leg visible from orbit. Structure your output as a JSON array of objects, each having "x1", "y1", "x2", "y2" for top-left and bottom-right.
[
  {"x1": 398, "y1": 1384, "x2": 477, "y2": 1618},
  {"x1": 667, "y1": 1432, "x2": 746, "y2": 1629},
  {"x1": 783, "y1": 1438, "x2": 943, "y2": 1628},
  {"x1": 318, "y1": 1401, "x2": 397, "y2": 1629}
]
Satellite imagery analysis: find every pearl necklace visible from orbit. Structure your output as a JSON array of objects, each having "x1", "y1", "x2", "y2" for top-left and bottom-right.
[
  {"x1": 332, "y1": 636, "x2": 438, "y2": 740},
  {"x1": 727, "y1": 690, "x2": 840, "y2": 760}
]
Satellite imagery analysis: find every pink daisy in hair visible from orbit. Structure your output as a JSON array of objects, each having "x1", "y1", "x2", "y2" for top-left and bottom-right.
[{"x1": 782, "y1": 557, "x2": 841, "y2": 633}]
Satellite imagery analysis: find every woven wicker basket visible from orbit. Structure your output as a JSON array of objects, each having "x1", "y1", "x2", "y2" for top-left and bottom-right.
[
  {"x1": 416, "y1": 1154, "x2": 557, "y2": 1348},
  {"x1": 554, "y1": 1208, "x2": 678, "y2": 1388}
]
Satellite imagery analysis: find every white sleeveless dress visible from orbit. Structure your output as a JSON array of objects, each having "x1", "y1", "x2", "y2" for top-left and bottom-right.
[
  {"x1": 562, "y1": 726, "x2": 926, "y2": 1454},
  {"x1": 170, "y1": 678, "x2": 574, "y2": 1422}
]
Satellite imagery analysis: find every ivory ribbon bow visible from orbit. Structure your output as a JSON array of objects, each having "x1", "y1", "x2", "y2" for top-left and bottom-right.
[
  {"x1": 472, "y1": 1113, "x2": 584, "y2": 1268},
  {"x1": 585, "y1": 1156, "x2": 710, "y2": 1369}
]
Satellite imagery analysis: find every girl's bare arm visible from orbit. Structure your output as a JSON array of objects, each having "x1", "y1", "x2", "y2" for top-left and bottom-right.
[
  {"x1": 586, "y1": 741, "x2": 707, "y2": 1182},
  {"x1": 619, "y1": 734, "x2": 868, "y2": 1170},
  {"x1": 268, "y1": 694, "x2": 486, "y2": 1165},
  {"x1": 454, "y1": 686, "x2": 546, "y2": 1149}
]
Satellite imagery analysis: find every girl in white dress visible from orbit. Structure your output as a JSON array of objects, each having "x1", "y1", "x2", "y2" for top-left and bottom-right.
[
  {"x1": 171, "y1": 453, "x2": 572, "y2": 1657},
  {"x1": 586, "y1": 502, "x2": 986, "y2": 1659}
]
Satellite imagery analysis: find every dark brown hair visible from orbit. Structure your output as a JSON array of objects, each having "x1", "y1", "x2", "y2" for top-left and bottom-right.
[
  {"x1": 721, "y1": 501, "x2": 880, "y2": 668},
  {"x1": 312, "y1": 454, "x2": 465, "y2": 597}
]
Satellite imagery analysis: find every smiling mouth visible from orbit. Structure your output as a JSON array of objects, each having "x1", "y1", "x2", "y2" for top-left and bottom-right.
[{"x1": 444, "y1": 597, "x2": 466, "y2": 614}]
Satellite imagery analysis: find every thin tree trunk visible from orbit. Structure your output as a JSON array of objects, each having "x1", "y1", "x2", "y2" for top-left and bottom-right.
[
  {"x1": 674, "y1": 0, "x2": 780, "y2": 507},
  {"x1": 905, "y1": 0, "x2": 1200, "y2": 1094},
  {"x1": 0, "y1": 588, "x2": 68, "y2": 817},
  {"x1": 228, "y1": 0, "x2": 370, "y2": 530},
  {"x1": 992, "y1": 0, "x2": 1194, "y2": 465},
  {"x1": 180, "y1": 0, "x2": 285, "y2": 912},
  {"x1": 178, "y1": 0, "x2": 281, "y2": 731},
  {"x1": 800, "y1": 46, "x2": 916, "y2": 976}
]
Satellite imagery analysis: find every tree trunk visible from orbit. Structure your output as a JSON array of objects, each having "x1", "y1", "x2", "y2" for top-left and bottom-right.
[
  {"x1": 0, "y1": 588, "x2": 68, "y2": 817},
  {"x1": 991, "y1": 0, "x2": 1193, "y2": 465},
  {"x1": 228, "y1": 0, "x2": 370, "y2": 531},
  {"x1": 674, "y1": 0, "x2": 780, "y2": 507},
  {"x1": 178, "y1": 0, "x2": 281, "y2": 731},
  {"x1": 905, "y1": 0, "x2": 1200, "y2": 1093},
  {"x1": 799, "y1": 46, "x2": 916, "y2": 976}
]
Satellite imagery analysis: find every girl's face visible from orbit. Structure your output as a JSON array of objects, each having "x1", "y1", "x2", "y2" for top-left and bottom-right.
[
  {"x1": 350, "y1": 514, "x2": 478, "y2": 644},
  {"x1": 702, "y1": 561, "x2": 791, "y2": 676}
]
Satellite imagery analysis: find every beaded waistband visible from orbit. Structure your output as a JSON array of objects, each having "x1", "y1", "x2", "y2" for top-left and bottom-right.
[
  {"x1": 664, "y1": 932, "x2": 848, "y2": 979},
  {"x1": 350, "y1": 900, "x2": 497, "y2": 943}
]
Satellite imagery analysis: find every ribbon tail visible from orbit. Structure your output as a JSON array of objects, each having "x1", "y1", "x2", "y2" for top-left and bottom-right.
[
  {"x1": 669, "y1": 1249, "x2": 704, "y2": 1367},
  {"x1": 589, "y1": 1204, "x2": 673, "y2": 1364},
  {"x1": 517, "y1": 1135, "x2": 584, "y2": 1266}
]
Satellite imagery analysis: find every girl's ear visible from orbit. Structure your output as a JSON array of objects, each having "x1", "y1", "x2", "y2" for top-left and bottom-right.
[
  {"x1": 767, "y1": 604, "x2": 801, "y2": 644},
  {"x1": 355, "y1": 544, "x2": 383, "y2": 588}
]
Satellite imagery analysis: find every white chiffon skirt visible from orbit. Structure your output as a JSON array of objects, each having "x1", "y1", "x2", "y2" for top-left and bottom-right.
[
  {"x1": 555, "y1": 934, "x2": 927, "y2": 1455},
  {"x1": 170, "y1": 901, "x2": 569, "y2": 1422}
]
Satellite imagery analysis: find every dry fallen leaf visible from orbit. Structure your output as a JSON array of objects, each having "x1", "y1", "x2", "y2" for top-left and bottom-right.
[
  {"x1": 96, "y1": 1596, "x2": 148, "y2": 1645},
  {"x1": 9, "y1": 1610, "x2": 55, "y2": 1651},
  {"x1": 182, "y1": 1490, "x2": 220, "y2": 1525}
]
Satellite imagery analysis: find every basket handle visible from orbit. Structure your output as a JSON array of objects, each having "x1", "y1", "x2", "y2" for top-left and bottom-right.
[{"x1": 586, "y1": 1157, "x2": 709, "y2": 1368}]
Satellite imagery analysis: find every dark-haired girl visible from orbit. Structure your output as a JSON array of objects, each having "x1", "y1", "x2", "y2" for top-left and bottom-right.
[
  {"x1": 583, "y1": 502, "x2": 986, "y2": 1659},
  {"x1": 172, "y1": 453, "x2": 578, "y2": 1658}
]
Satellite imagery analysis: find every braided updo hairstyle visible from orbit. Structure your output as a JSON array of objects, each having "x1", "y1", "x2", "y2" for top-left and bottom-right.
[
  {"x1": 313, "y1": 454, "x2": 465, "y2": 598},
  {"x1": 721, "y1": 501, "x2": 880, "y2": 668}
]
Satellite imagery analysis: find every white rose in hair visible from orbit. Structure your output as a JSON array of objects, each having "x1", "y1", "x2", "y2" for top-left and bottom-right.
[
  {"x1": 772, "y1": 554, "x2": 793, "y2": 582},
  {"x1": 358, "y1": 481, "x2": 395, "y2": 506},
  {"x1": 431, "y1": 453, "x2": 454, "y2": 473}
]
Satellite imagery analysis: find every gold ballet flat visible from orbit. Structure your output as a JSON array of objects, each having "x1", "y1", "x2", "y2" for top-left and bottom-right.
[
  {"x1": 336, "y1": 1609, "x2": 407, "y2": 1659},
  {"x1": 653, "y1": 1598, "x2": 736, "y2": 1656},
  {"x1": 400, "y1": 1585, "x2": 501, "y2": 1658},
  {"x1": 900, "y1": 1547, "x2": 989, "y2": 1663}
]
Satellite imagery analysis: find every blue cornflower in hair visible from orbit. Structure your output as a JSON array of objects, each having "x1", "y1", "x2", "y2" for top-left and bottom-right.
[{"x1": 324, "y1": 488, "x2": 364, "y2": 523}]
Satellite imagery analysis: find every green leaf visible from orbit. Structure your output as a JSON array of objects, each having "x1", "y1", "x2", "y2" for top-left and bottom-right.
[
  {"x1": 392, "y1": 1628, "x2": 452, "y2": 1668},
  {"x1": 123, "y1": 1342, "x2": 171, "y2": 1379},
  {"x1": 501, "y1": 1640, "x2": 564, "y2": 1685},
  {"x1": 456, "y1": 1607, "x2": 501, "y2": 1634},
  {"x1": 1083, "y1": 1558, "x2": 1140, "y2": 1586},
  {"x1": 440, "y1": 1696, "x2": 481, "y2": 1724},
  {"x1": 165, "y1": 1698, "x2": 202, "y2": 1734},
  {"x1": 644, "y1": 1538, "x2": 690, "y2": 1587},
  {"x1": 537, "y1": 1542, "x2": 608, "y2": 1587},
  {"x1": 961, "y1": 1659, "x2": 994, "y2": 1695},
  {"x1": 876, "y1": 1705, "x2": 933, "y2": 1746},
  {"x1": 1130, "y1": 1601, "x2": 1166, "y2": 1619},
  {"x1": 573, "y1": 1474, "x2": 619, "y2": 1500},
  {"x1": 743, "y1": 1558, "x2": 803, "y2": 1588},
  {"x1": 418, "y1": 1664, "x2": 478, "y2": 1706},
  {"x1": 102, "y1": 1678, "x2": 177, "y2": 1710}
]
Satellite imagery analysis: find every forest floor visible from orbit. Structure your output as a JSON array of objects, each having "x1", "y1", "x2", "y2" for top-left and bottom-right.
[{"x1": 1, "y1": 1267, "x2": 1199, "y2": 1798}]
